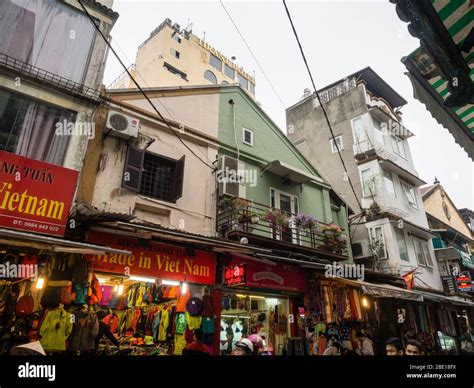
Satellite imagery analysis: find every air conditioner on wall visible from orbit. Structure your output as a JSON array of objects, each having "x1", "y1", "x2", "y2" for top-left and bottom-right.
[
  {"x1": 105, "y1": 111, "x2": 139, "y2": 139},
  {"x1": 217, "y1": 155, "x2": 246, "y2": 198},
  {"x1": 352, "y1": 240, "x2": 371, "y2": 258}
]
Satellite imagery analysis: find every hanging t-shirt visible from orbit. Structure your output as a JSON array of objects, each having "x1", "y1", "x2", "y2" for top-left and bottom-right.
[
  {"x1": 176, "y1": 290, "x2": 191, "y2": 313},
  {"x1": 175, "y1": 313, "x2": 187, "y2": 334},
  {"x1": 185, "y1": 312, "x2": 202, "y2": 330},
  {"x1": 201, "y1": 317, "x2": 215, "y2": 334},
  {"x1": 158, "y1": 309, "x2": 169, "y2": 341}
]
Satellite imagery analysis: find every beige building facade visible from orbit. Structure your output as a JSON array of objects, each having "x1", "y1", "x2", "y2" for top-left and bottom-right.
[{"x1": 109, "y1": 18, "x2": 256, "y2": 97}]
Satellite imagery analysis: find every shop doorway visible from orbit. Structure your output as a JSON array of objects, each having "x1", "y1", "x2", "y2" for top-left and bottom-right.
[{"x1": 219, "y1": 291, "x2": 290, "y2": 355}]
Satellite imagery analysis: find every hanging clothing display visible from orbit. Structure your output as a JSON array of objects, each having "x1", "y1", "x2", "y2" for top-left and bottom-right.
[{"x1": 39, "y1": 307, "x2": 73, "y2": 351}]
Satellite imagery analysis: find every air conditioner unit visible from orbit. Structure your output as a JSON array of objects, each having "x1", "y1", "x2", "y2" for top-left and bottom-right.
[
  {"x1": 105, "y1": 111, "x2": 139, "y2": 139},
  {"x1": 217, "y1": 155, "x2": 246, "y2": 198},
  {"x1": 352, "y1": 240, "x2": 371, "y2": 258}
]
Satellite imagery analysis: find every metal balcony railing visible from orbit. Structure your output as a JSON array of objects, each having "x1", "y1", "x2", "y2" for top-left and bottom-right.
[
  {"x1": 217, "y1": 195, "x2": 349, "y2": 258},
  {"x1": 0, "y1": 53, "x2": 101, "y2": 103}
]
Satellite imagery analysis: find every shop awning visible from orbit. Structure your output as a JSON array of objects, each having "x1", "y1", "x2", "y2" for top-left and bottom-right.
[
  {"x1": 393, "y1": 0, "x2": 474, "y2": 159},
  {"x1": 459, "y1": 249, "x2": 474, "y2": 270},
  {"x1": 0, "y1": 228, "x2": 131, "y2": 255},
  {"x1": 390, "y1": 218, "x2": 436, "y2": 240},
  {"x1": 261, "y1": 160, "x2": 322, "y2": 184},
  {"x1": 333, "y1": 277, "x2": 424, "y2": 301},
  {"x1": 413, "y1": 289, "x2": 474, "y2": 307},
  {"x1": 434, "y1": 246, "x2": 474, "y2": 269}
]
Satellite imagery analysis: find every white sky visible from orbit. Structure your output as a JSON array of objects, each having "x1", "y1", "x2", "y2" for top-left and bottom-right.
[{"x1": 104, "y1": 0, "x2": 474, "y2": 210}]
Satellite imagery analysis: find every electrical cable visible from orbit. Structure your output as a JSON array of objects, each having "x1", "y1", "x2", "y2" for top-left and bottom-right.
[
  {"x1": 220, "y1": 0, "x2": 286, "y2": 109},
  {"x1": 282, "y1": 0, "x2": 363, "y2": 212},
  {"x1": 78, "y1": 0, "x2": 215, "y2": 170}
]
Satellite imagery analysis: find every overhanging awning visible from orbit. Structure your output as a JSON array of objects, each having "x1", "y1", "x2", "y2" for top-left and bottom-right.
[
  {"x1": 262, "y1": 160, "x2": 322, "y2": 184},
  {"x1": 459, "y1": 249, "x2": 474, "y2": 270},
  {"x1": 379, "y1": 158, "x2": 426, "y2": 186},
  {"x1": 390, "y1": 218, "x2": 436, "y2": 239},
  {"x1": 334, "y1": 277, "x2": 423, "y2": 301},
  {"x1": 0, "y1": 228, "x2": 131, "y2": 255},
  {"x1": 413, "y1": 289, "x2": 474, "y2": 307},
  {"x1": 394, "y1": 0, "x2": 474, "y2": 160}
]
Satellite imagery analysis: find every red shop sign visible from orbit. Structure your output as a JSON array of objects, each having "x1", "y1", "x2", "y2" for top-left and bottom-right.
[
  {"x1": 86, "y1": 231, "x2": 216, "y2": 285},
  {"x1": 0, "y1": 151, "x2": 78, "y2": 237},
  {"x1": 230, "y1": 255, "x2": 305, "y2": 293},
  {"x1": 224, "y1": 263, "x2": 246, "y2": 286}
]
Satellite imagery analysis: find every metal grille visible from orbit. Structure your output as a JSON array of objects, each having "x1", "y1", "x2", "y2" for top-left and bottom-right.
[
  {"x1": 140, "y1": 153, "x2": 174, "y2": 201},
  {"x1": 0, "y1": 53, "x2": 101, "y2": 103}
]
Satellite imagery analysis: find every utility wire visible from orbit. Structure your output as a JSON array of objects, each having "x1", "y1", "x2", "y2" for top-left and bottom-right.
[
  {"x1": 78, "y1": 0, "x2": 215, "y2": 170},
  {"x1": 282, "y1": 0, "x2": 363, "y2": 212},
  {"x1": 220, "y1": 0, "x2": 286, "y2": 110}
]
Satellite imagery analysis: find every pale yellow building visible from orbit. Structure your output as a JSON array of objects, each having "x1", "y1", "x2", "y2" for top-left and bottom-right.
[{"x1": 109, "y1": 18, "x2": 256, "y2": 96}]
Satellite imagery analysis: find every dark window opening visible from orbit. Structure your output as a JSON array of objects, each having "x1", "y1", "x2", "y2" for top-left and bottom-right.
[
  {"x1": 163, "y1": 62, "x2": 187, "y2": 80},
  {"x1": 122, "y1": 147, "x2": 185, "y2": 203}
]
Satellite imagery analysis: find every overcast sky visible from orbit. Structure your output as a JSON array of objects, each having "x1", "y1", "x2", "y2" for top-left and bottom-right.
[{"x1": 104, "y1": 0, "x2": 473, "y2": 210}]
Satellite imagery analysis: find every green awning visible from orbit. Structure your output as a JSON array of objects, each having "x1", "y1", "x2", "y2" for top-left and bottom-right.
[
  {"x1": 458, "y1": 249, "x2": 474, "y2": 270},
  {"x1": 396, "y1": 0, "x2": 474, "y2": 159}
]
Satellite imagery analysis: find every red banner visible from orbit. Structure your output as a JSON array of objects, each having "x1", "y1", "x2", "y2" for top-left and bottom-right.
[
  {"x1": 86, "y1": 231, "x2": 216, "y2": 285},
  {"x1": 0, "y1": 151, "x2": 78, "y2": 236},
  {"x1": 230, "y1": 256, "x2": 305, "y2": 293}
]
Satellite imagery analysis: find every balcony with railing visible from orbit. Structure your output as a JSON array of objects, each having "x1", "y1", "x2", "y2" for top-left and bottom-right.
[
  {"x1": 217, "y1": 196, "x2": 349, "y2": 261},
  {"x1": 0, "y1": 54, "x2": 101, "y2": 103}
]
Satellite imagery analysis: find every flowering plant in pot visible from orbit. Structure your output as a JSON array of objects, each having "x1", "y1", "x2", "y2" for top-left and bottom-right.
[
  {"x1": 319, "y1": 224, "x2": 346, "y2": 252},
  {"x1": 264, "y1": 209, "x2": 289, "y2": 232},
  {"x1": 294, "y1": 214, "x2": 317, "y2": 231},
  {"x1": 217, "y1": 196, "x2": 235, "y2": 214}
]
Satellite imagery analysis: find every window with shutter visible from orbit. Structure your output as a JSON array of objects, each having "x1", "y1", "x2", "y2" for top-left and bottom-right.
[
  {"x1": 170, "y1": 155, "x2": 185, "y2": 202},
  {"x1": 122, "y1": 146, "x2": 145, "y2": 192}
]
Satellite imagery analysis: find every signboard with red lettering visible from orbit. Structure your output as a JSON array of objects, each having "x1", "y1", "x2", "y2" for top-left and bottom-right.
[
  {"x1": 224, "y1": 263, "x2": 246, "y2": 286},
  {"x1": 230, "y1": 256, "x2": 305, "y2": 293},
  {"x1": 456, "y1": 271, "x2": 472, "y2": 292},
  {"x1": 0, "y1": 151, "x2": 79, "y2": 236},
  {"x1": 86, "y1": 230, "x2": 216, "y2": 285}
]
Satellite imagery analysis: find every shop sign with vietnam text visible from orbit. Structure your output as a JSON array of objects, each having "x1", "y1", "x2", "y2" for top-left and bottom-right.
[
  {"x1": 0, "y1": 151, "x2": 79, "y2": 237},
  {"x1": 86, "y1": 230, "x2": 216, "y2": 285}
]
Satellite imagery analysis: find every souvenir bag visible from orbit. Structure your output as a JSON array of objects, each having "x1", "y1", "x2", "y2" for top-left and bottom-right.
[
  {"x1": 186, "y1": 297, "x2": 203, "y2": 317},
  {"x1": 15, "y1": 292, "x2": 34, "y2": 316}
]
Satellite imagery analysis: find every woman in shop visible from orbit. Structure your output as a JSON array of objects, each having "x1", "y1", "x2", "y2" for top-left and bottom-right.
[
  {"x1": 322, "y1": 337, "x2": 341, "y2": 356},
  {"x1": 183, "y1": 329, "x2": 210, "y2": 355},
  {"x1": 231, "y1": 338, "x2": 253, "y2": 356},
  {"x1": 95, "y1": 310, "x2": 119, "y2": 352}
]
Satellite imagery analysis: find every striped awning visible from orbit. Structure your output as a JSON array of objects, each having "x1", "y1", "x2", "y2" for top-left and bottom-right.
[{"x1": 397, "y1": 0, "x2": 474, "y2": 159}]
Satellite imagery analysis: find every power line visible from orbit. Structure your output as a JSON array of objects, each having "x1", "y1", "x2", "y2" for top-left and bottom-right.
[
  {"x1": 219, "y1": 0, "x2": 286, "y2": 110},
  {"x1": 108, "y1": 34, "x2": 213, "y2": 164},
  {"x1": 282, "y1": 0, "x2": 363, "y2": 212},
  {"x1": 78, "y1": 0, "x2": 215, "y2": 170}
]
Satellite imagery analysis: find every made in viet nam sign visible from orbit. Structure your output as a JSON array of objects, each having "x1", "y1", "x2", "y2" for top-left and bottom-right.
[
  {"x1": 86, "y1": 230, "x2": 216, "y2": 285},
  {"x1": 0, "y1": 151, "x2": 79, "y2": 237}
]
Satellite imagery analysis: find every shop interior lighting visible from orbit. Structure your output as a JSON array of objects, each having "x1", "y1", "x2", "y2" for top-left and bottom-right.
[
  {"x1": 113, "y1": 285, "x2": 118, "y2": 293},
  {"x1": 96, "y1": 276, "x2": 107, "y2": 284},
  {"x1": 117, "y1": 285, "x2": 124, "y2": 296},
  {"x1": 181, "y1": 282, "x2": 188, "y2": 294},
  {"x1": 236, "y1": 294, "x2": 265, "y2": 300},
  {"x1": 35, "y1": 277, "x2": 45, "y2": 290},
  {"x1": 361, "y1": 296, "x2": 369, "y2": 308},
  {"x1": 162, "y1": 279, "x2": 180, "y2": 286},
  {"x1": 129, "y1": 275, "x2": 156, "y2": 283},
  {"x1": 265, "y1": 298, "x2": 279, "y2": 304}
]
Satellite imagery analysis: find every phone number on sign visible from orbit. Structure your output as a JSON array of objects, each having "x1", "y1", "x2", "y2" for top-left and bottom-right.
[{"x1": 13, "y1": 219, "x2": 60, "y2": 233}]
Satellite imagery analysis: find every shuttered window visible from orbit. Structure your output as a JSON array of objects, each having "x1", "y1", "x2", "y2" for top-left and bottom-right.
[{"x1": 122, "y1": 147, "x2": 185, "y2": 203}]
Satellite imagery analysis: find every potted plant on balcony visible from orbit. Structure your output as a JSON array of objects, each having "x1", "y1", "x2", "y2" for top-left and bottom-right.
[
  {"x1": 294, "y1": 214, "x2": 318, "y2": 236},
  {"x1": 264, "y1": 209, "x2": 289, "y2": 236},
  {"x1": 217, "y1": 196, "x2": 236, "y2": 214},
  {"x1": 318, "y1": 224, "x2": 347, "y2": 253},
  {"x1": 237, "y1": 210, "x2": 261, "y2": 232},
  {"x1": 234, "y1": 198, "x2": 250, "y2": 210}
]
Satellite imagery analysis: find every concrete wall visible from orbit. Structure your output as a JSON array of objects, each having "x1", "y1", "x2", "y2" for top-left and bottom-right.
[
  {"x1": 286, "y1": 85, "x2": 368, "y2": 214},
  {"x1": 89, "y1": 106, "x2": 218, "y2": 236},
  {"x1": 218, "y1": 88, "x2": 350, "y2": 241},
  {"x1": 423, "y1": 186, "x2": 473, "y2": 240},
  {"x1": 114, "y1": 91, "x2": 220, "y2": 138},
  {"x1": 127, "y1": 25, "x2": 255, "y2": 95}
]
